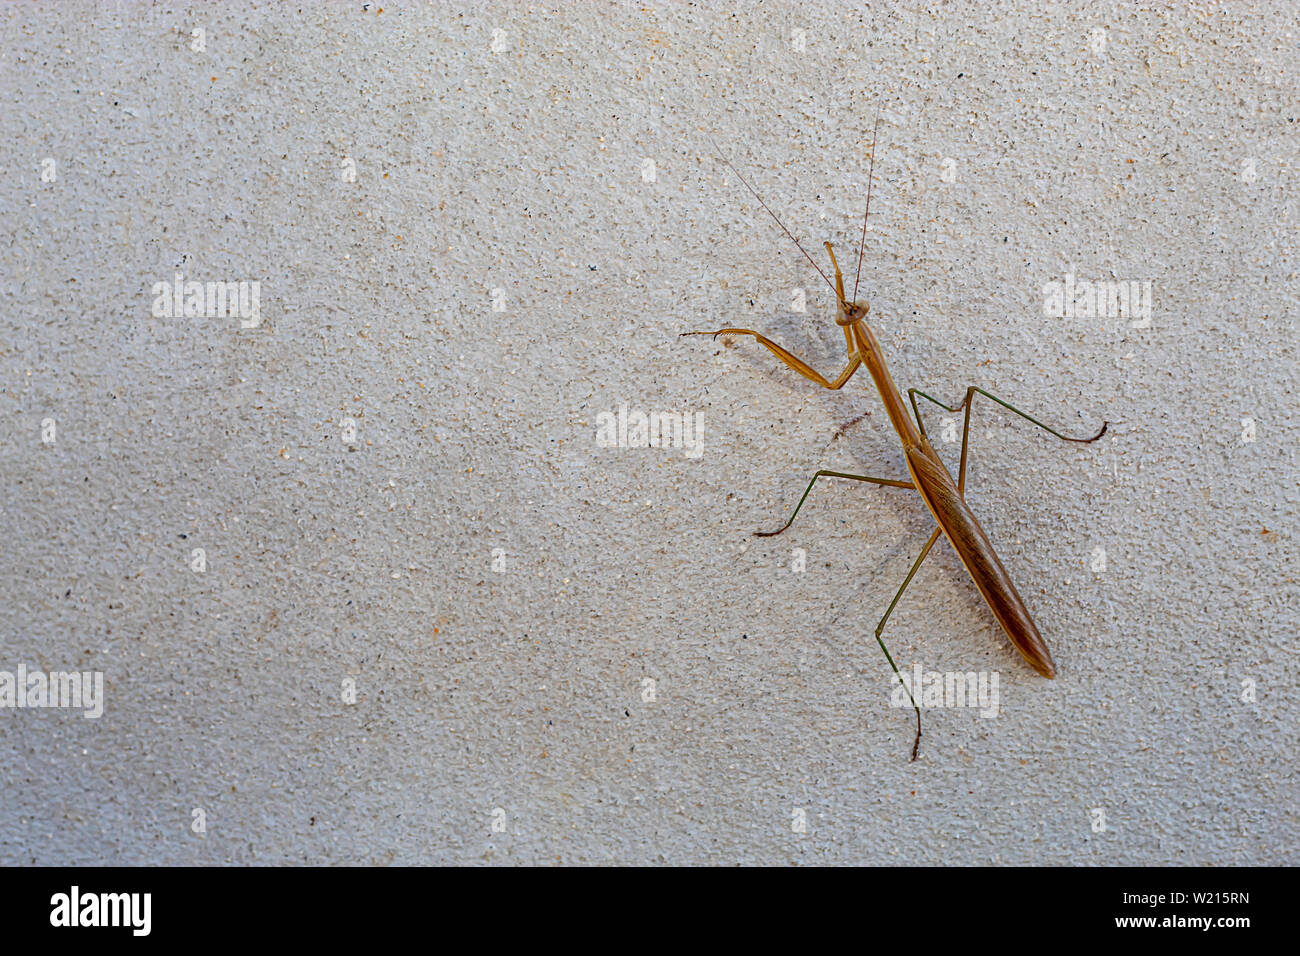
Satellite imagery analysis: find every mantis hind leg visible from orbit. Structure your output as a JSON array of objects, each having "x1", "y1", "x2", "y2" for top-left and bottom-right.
[
  {"x1": 756, "y1": 462, "x2": 934, "y2": 759},
  {"x1": 754, "y1": 469, "x2": 913, "y2": 538},
  {"x1": 908, "y1": 386, "x2": 1108, "y2": 495},
  {"x1": 873, "y1": 527, "x2": 942, "y2": 761}
]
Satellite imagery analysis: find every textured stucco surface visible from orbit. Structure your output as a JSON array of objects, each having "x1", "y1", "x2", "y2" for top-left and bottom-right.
[{"x1": 0, "y1": 2, "x2": 1296, "y2": 865}]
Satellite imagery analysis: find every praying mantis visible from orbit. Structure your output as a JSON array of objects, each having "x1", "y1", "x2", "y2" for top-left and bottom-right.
[{"x1": 683, "y1": 116, "x2": 1107, "y2": 759}]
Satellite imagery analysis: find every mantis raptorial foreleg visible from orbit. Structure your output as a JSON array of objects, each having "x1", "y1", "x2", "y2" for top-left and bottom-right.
[
  {"x1": 755, "y1": 469, "x2": 913, "y2": 538},
  {"x1": 680, "y1": 328, "x2": 863, "y2": 390},
  {"x1": 909, "y1": 386, "x2": 1109, "y2": 496}
]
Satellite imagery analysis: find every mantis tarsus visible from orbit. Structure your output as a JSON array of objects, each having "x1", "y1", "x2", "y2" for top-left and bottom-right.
[{"x1": 684, "y1": 115, "x2": 1107, "y2": 760}]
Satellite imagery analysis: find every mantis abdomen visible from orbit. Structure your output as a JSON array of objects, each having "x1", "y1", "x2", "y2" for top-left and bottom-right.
[{"x1": 905, "y1": 442, "x2": 1057, "y2": 679}]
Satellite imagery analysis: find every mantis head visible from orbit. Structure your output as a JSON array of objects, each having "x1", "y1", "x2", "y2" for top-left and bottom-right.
[
  {"x1": 824, "y1": 242, "x2": 869, "y2": 326},
  {"x1": 836, "y1": 300, "x2": 869, "y2": 326}
]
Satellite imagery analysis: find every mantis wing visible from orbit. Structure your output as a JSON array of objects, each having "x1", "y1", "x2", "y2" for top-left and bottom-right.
[{"x1": 905, "y1": 443, "x2": 1058, "y2": 678}]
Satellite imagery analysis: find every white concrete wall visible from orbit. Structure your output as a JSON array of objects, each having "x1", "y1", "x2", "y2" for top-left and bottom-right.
[{"x1": 1, "y1": 1, "x2": 1295, "y2": 864}]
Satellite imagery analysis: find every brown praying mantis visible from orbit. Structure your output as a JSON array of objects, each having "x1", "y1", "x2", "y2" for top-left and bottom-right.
[{"x1": 684, "y1": 116, "x2": 1107, "y2": 759}]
